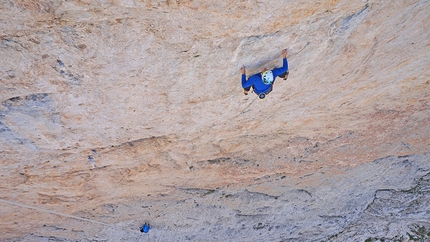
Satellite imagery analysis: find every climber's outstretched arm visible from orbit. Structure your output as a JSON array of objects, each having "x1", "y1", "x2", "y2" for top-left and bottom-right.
[
  {"x1": 241, "y1": 66, "x2": 253, "y2": 89},
  {"x1": 272, "y1": 49, "x2": 289, "y2": 77}
]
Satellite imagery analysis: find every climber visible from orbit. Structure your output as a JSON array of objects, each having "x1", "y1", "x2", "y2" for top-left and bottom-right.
[{"x1": 241, "y1": 49, "x2": 289, "y2": 99}]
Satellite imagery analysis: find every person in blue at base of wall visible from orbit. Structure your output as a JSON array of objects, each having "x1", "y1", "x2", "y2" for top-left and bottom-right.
[
  {"x1": 140, "y1": 223, "x2": 150, "y2": 233},
  {"x1": 241, "y1": 49, "x2": 289, "y2": 99}
]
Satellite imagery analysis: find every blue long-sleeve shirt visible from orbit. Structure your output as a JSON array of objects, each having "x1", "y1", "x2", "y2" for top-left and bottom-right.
[{"x1": 242, "y1": 58, "x2": 289, "y2": 94}]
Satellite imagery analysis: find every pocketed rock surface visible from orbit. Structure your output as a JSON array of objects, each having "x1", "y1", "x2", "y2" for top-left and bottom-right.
[{"x1": 1, "y1": 0, "x2": 429, "y2": 241}]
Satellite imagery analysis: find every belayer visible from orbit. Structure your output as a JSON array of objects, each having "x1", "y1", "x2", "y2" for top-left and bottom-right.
[
  {"x1": 241, "y1": 49, "x2": 289, "y2": 99},
  {"x1": 140, "y1": 223, "x2": 150, "y2": 233}
]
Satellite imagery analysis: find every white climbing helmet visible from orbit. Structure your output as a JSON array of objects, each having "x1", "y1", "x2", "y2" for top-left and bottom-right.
[{"x1": 262, "y1": 70, "x2": 274, "y2": 84}]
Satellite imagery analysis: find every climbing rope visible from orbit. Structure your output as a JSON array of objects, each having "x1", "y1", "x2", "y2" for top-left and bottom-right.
[
  {"x1": 241, "y1": 95, "x2": 259, "y2": 114},
  {"x1": 0, "y1": 198, "x2": 137, "y2": 235}
]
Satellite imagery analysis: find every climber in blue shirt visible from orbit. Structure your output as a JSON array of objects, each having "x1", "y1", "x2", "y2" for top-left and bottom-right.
[{"x1": 241, "y1": 49, "x2": 289, "y2": 99}]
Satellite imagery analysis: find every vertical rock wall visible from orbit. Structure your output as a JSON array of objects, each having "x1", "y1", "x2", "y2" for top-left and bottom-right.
[{"x1": 1, "y1": 0, "x2": 429, "y2": 241}]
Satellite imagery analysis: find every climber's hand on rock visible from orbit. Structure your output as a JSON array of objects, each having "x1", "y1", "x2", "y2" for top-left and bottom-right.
[
  {"x1": 241, "y1": 66, "x2": 246, "y2": 75},
  {"x1": 282, "y1": 49, "x2": 288, "y2": 58}
]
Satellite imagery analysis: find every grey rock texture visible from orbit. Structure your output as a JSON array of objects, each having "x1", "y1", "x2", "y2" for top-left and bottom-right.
[{"x1": 1, "y1": 0, "x2": 429, "y2": 241}]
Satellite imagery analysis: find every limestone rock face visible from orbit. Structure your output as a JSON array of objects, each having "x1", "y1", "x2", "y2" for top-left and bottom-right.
[{"x1": 1, "y1": 0, "x2": 429, "y2": 241}]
